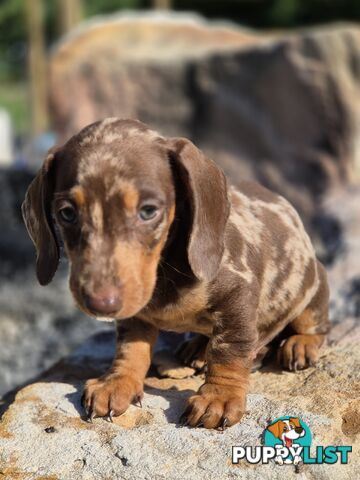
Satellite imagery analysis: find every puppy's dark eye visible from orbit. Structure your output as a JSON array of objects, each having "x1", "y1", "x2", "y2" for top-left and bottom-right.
[
  {"x1": 138, "y1": 205, "x2": 158, "y2": 221},
  {"x1": 59, "y1": 206, "x2": 77, "y2": 224}
]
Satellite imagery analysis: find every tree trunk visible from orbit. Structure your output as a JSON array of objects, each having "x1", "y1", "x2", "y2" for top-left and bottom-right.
[
  {"x1": 24, "y1": 0, "x2": 48, "y2": 134},
  {"x1": 58, "y1": 0, "x2": 83, "y2": 34},
  {"x1": 152, "y1": 0, "x2": 172, "y2": 10}
]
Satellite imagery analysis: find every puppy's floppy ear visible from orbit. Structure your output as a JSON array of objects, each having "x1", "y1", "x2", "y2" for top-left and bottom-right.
[
  {"x1": 267, "y1": 420, "x2": 283, "y2": 439},
  {"x1": 167, "y1": 137, "x2": 230, "y2": 282},
  {"x1": 289, "y1": 417, "x2": 301, "y2": 428},
  {"x1": 22, "y1": 147, "x2": 60, "y2": 285}
]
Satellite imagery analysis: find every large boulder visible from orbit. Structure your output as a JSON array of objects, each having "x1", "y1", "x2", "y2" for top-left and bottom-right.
[
  {"x1": 49, "y1": 13, "x2": 360, "y2": 233},
  {"x1": 49, "y1": 12, "x2": 260, "y2": 139}
]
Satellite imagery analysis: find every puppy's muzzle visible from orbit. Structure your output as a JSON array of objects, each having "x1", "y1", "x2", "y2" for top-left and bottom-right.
[{"x1": 83, "y1": 286, "x2": 122, "y2": 315}]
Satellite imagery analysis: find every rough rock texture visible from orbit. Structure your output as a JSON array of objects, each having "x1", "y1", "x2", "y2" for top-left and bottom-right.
[
  {"x1": 49, "y1": 13, "x2": 360, "y2": 240},
  {"x1": 0, "y1": 266, "x2": 109, "y2": 397},
  {"x1": 49, "y1": 12, "x2": 261, "y2": 139},
  {"x1": 0, "y1": 321, "x2": 358, "y2": 480},
  {"x1": 325, "y1": 187, "x2": 360, "y2": 324}
]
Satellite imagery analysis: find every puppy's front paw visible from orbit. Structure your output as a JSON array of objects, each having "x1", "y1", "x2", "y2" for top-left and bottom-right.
[
  {"x1": 278, "y1": 334, "x2": 320, "y2": 371},
  {"x1": 82, "y1": 374, "x2": 143, "y2": 421},
  {"x1": 179, "y1": 383, "x2": 246, "y2": 429}
]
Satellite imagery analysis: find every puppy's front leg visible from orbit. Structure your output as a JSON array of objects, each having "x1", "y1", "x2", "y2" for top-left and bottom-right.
[
  {"x1": 83, "y1": 318, "x2": 158, "y2": 420},
  {"x1": 181, "y1": 289, "x2": 258, "y2": 429}
]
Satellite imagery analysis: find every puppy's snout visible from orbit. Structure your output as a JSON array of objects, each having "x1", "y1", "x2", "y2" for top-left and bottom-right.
[
  {"x1": 83, "y1": 286, "x2": 122, "y2": 315},
  {"x1": 295, "y1": 427, "x2": 304, "y2": 434}
]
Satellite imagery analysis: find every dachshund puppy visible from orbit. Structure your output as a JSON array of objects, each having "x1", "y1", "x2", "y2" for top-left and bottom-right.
[{"x1": 22, "y1": 118, "x2": 329, "y2": 429}]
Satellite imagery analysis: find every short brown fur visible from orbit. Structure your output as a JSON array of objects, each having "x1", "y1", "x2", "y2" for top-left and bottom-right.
[{"x1": 22, "y1": 118, "x2": 330, "y2": 429}]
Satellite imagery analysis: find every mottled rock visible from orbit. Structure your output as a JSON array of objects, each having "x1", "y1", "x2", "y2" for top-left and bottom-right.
[
  {"x1": 49, "y1": 12, "x2": 260, "y2": 140},
  {"x1": 0, "y1": 323, "x2": 358, "y2": 479},
  {"x1": 325, "y1": 186, "x2": 360, "y2": 324}
]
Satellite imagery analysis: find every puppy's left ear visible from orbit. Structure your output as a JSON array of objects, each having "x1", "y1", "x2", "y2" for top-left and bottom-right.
[
  {"x1": 267, "y1": 421, "x2": 282, "y2": 439},
  {"x1": 22, "y1": 147, "x2": 60, "y2": 285},
  {"x1": 167, "y1": 138, "x2": 230, "y2": 282}
]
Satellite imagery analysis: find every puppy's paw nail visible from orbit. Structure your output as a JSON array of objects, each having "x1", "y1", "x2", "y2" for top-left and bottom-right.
[
  {"x1": 179, "y1": 412, "x2": 190, "y2": 427},
  {"x1": 87, "y1": 410, "x2": 96, "y2": 423},
  {"x1": 134, "y1": 395, "x2": 142, "y2": 408},
  {"x1": 106, "y1": 410, "x2": 114, "y2": 422},
  {"x1": 219, "y1": 417, "x2": 229, "y2": 431}
]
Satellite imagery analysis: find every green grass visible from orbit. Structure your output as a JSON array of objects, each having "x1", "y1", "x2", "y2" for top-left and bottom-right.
[{"x1": 0, "y1": 80, "x2": 30, "y2": 135}]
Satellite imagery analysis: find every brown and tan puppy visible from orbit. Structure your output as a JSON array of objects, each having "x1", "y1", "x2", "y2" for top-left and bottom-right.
[{"x1": 22, "y1": 118, "x2": 329, "y2": 429}]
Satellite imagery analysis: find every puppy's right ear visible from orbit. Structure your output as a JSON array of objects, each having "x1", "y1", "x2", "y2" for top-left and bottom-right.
[
  {"x1": 289, "y1": 417, "x2": 301, "y2": 428},
  {"x1": 22, "y1": 148, "x2": 60, "y2": 285}
]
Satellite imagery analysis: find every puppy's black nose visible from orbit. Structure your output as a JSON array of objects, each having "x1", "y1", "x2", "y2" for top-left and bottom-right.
[
  {"x1": 84, "y1": 287, "x2": 122, "y2": 315},
  {"x1": 295, "y1": 427, "x2": 304, "y2": 434}
]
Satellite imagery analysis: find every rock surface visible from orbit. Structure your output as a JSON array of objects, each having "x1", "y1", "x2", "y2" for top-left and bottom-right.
[
  {"x1": 0, "y1": 266, "x2": 109, "y2": 397},
  {"x1": 49, "y1": 12, "x2": 260, "y2": 139},
  {"x1": 0, "y1": 320, "x2": 358, "y2": 480}
]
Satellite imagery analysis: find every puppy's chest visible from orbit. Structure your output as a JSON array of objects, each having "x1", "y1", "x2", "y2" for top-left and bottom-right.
[{"x1": 139, "y1": 284, "x2": 213, "y2": 335}]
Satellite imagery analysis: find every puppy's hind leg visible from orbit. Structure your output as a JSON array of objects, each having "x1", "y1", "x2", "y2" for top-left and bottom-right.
[
  {"x1": 177, "y1": 334, "x2": 208, "y2": 372},
  {"x1": 278, "y1": 261, "x2": 330, "y2": 372}
]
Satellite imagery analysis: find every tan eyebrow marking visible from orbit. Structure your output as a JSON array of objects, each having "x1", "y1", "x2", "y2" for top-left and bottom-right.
[
  {"x1": 71, "y1": 186, "x2": 86, "y2": 208},
  {"x1": 122, "y1": 184, "x2": 139, "y2": 213}
]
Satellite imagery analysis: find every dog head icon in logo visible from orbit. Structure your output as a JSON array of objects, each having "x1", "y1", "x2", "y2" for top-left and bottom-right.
[
  {"x1": 267, "y1": 417, "x2": 305, "y2": 448},
  {"x1": 264, "y1": 416, "x2": 312, "y2": 465}
]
